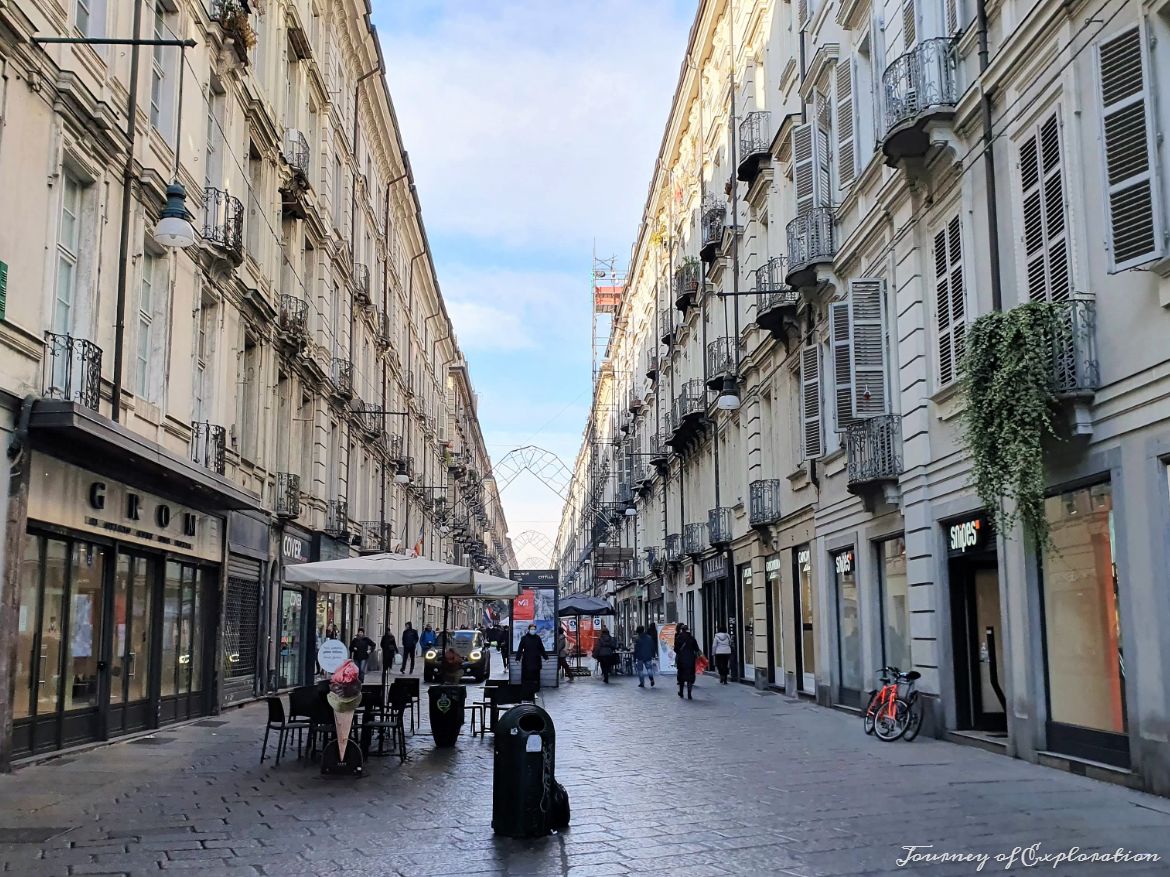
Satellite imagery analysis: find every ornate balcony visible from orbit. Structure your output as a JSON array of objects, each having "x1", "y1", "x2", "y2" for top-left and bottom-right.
[
  {"x1": 42, "y1": 333, "x2": 101, "y2": 410},
  {"x1": 648, "y1": 433, "x2": 670, "y2": 469},
  {"x1": 1050, "y1": 298, "x2": 1099, "y2": 399},
  {"x1": 882, "y1": 37, "x2": 959, "y2": 165},
  {"x1": 645, "y1": 349, "x2": 659, "y2": 381},
  {"x1": 846, "y1": 414, "x2": 903, "y2": 498},
  {"x1": 673, "y1": 258, "x2": 702, "y2": 314},
  {"x1": 645, "y1": 546, "x2": 664, "y2": 575},
  {"x1": 705, "y1": 337, "x2": 736, "y2": 391},
  {"x1": 354, "y1": 402, "x2": 381, "y2": 438},
  {"x1": 754, "y1": 257, "x2": 800, "y2": 337},
  {"x1": 738, "y1": 110, "x2": 772, "y2": 183},
  {"x1": 666, "y1": 533, "x2": 682, "y2": 563},
  {"x1": 283, "y1": 128, "x2": 310, "y2": 177},
  {"x1": 277, "y1": 295, "x2": 309, "y2": 350},
  {"x1": 659, "y1": 310, "x2": 676, "y2": 346},
  {"x1": 785, "y1": 207, "x2": 836, "y2": 289},
  {"x1": 683, "y1": 522, "x2": 707, "y2": 557},
  {"x1": 274, "y1": 472, "x2": 301, "y2": 519},
  {"x1": 707, "y1": 507, "x2": 732, "y2": 548},
  {"x1": 749, "y1": 479, "x2": 782, "y2": 528},
  {"x1": 331, "y1": 357, "x2": 353, "y2": 399},
  {"x1": 700, "y1": 198, "x2": 726, "y2": 263},
  {"x1": 202, "y1": 187, "x2": 244, "y2": 265},
  {"x1": 628, "y1": 386, "x2": 644, "y2": 413},
  {"x1": 190, "y1": 421, "x2": 226, "y2": 475},
  {"x1": 359, "y1": 521, "x2": 389, "y2": 552},
  {"x1": 209, "y1": 0, "x2": 254, "y2": 63},
  {"x1": 374, "y1": 308, "x2": 391, "y2": 349},
  {"x1": 353, "y1": 263, "x2": 371, "y2": 306},
  {"x1": 324, "y1": 499, "x2": 348, "y2": 539}
]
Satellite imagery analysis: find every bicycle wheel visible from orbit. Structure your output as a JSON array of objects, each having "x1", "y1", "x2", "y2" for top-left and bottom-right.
[
  {"x1": 874, "y1": 699, "x2": 909, "y2": 741},
  {"x1": 901, "y1": 695, "x2": 924, "y2": 741},
  {"x1": 862, "y1": 689, "x2": 882, "y2": 735}
]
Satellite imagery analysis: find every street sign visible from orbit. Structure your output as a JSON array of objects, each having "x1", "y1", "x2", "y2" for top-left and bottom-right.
[{"x1": 317, "y1": 639, "x2": 347, "y2": 673}]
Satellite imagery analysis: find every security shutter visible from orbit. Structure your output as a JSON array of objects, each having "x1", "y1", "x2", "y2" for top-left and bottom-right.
[
  {"x1": 1096, "y1": 26, "x2": 1163, "y2": 271},
  {"x1": 800, "y1": 344, "x2": 824, "y2": 459},
  {"x1": 934, "y1": 216, "x2": 965, "y2": 386},
  {"x1": 902, "y1": 0, "x2": 917, "y2": 49},
  {"x1": 849, "y1": 279, "x2": 889, "y2": 417},
  {"x1": 1019, "y1": 112, "x2": 1070, "y2": 302},
  {"x1": 830, "y1": 301, "x2": 854, "y2": 430},
  {"x1": 793, "y1": 124, "x2": 816, "y2": 217},
  {"x1": 836, "y1": 62, "x2": 856, "y2": 192},
  {"x1": 223, "y1": 555, "x2": 262, "y2": 703}
]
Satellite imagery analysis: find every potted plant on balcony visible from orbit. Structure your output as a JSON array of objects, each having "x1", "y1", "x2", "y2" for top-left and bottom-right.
[
  {"x1": 960, "y1": 302, "x2": 1069, "y2": 549},
  {"x1": 216, "y1": 0, "x2": 257, "y2": 50}
]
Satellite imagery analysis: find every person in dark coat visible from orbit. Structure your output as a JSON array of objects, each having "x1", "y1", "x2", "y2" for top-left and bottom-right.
[
  {"x1": 400, "y1": 622, "x2": 419, "y2": 674},
  {"x1": 593, "y1": 626, "x2": 617, "y2": 683},
  {"x1": 380, "y1": 629, "x2": 398, "y2": 673},
  {"x1": 673, "y1": 623, "x2": 702, "y2": 700},
  {"x1": 633, "y1": 625, "x2": 656, "y2": 688},
  {"x1": 516, "y1": 624, "x2": 548, "y2": 688}
]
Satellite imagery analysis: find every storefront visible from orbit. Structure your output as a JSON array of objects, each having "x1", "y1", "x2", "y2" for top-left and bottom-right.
[
  {"x1": 876, "y1": 536, "x2": 910, "y2": 671},
  {"x1": 13, "y1": 452, "x2": 224, "y2": 755},
  {"x1": 943, "y1": 511, "x2": 1006, "y2": 736},
  {"x1": 793, "y1": 544, "x2": 816, "y2": 696},
  {"x1": 832, "y1": 547, "x2": 862, "y2": 706},
  {"x1": 764, "y1": 555, "x2": 783, "y2": 687},
  {"x1": 274, "y1": 526, "x2": 312, "y2": 690},
  {"x1": 700, "y1": 555, "x2": 731, "y2": 676},
  {"x1": 645, "y1": 578, "x2": 663, "y2": 627},
  {"x1": 1039, "y1": 481, "x2": 1128, "y2": 768},
  {"x1": 223, "y1": 512, "x2": 268, "y2": 706},
  {"x1": 738, "y1": 562, "x2": 755, "y2": 682}
]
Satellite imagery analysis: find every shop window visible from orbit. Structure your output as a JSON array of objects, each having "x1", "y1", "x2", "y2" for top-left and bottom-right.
[
  {"x1": 832, "y1": 548, "x2": 862, "y2": 703},
  {"x1": 15, "y1": 535, "x2": 42, "y2": 721},
  {"x1": 1041, "y1": 482, "x2": 1126, "y2": 735},
  {"x1": 278, "y1": 588, "x2": 303, "y2": 688},
  {"x1": 767, "y1": 556, "x2": 784, "y2": 679},
  {"x1": 878, "y1": 536, "x2": 911, "y2": 671},
  {"x1": 794, "y1": 546, "x2": 816, "y2": 687}
]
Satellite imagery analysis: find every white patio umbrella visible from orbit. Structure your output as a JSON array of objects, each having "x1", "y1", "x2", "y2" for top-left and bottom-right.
[{"x1": 284, "y1": 552, "x2": 521, "y2": 598}]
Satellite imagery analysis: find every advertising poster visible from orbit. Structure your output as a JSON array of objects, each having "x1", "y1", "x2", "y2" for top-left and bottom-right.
[
  {"x1": 562, "y1": 615, "x2": 601, "y2": 658},
  {"x1": 657, "y1": 622, "x2": 678, "y2": 675},
  {"x1": 512, "y1": 587, "x2": 556, "y2": 653}
]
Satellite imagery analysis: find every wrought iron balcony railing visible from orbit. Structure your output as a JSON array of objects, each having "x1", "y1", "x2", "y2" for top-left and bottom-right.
[
  {"x1": 283, "y1": 127, "x2": 310, "y2": 177},
  {"x1": 882, "y1": 37, "x2": 959, "y2": 140},
  {"x1": 202, "y1": 187, "x2": 244, "y2": 262},
  {"x1": 673, "y1": 259, "x2": 702, "y2": 312},
  {"x1": 754, "y1": 257, "x2": 800, "y2": 331},
  {"x1": 749, "y1": 479, "x2": 782, "y2": 527},
  {"x1": 324, "y1": 498, "x2": 348, "y2": 539},
  {"x1": 700, "y1": 198, "x2": 726, "y2": 262},
  {"x1": 648, "y1": 433, "x2": 670, "y2": 466},
  {"x1": 628, "y1": 386, "x2": 644, "y2": 413},
  {"x1": 278, "y1": 294, "x2": 309, "y2": 338},
  {"x1": 708, "y1": 507, "x2": 732, "y2": 547},
  {"x1": 737, "y1": 110, "x2": 772, "y2": 182},
  {"x1": 374, "y1": 308, "x2": 391, "y2": 348},
  {"x1": 190, "y1": 421, "x2": 226, "y2": 475},
  {"x1": 1051, "y1": 297, "x2": 1100, "y2": 397},
  {"x1": 359, "y1": 521, "x2": 389, "y2": 552},
  {"x1": 274, "y1": 472, "x2": 301, "y2": 519},
  {"x1": 706, "y1": 337, "x2": 736, "y2": 389},
  {"x1": 645, "y1": 349, "x2": 659, "y2": 381},
  {"x1": 42, "y1": 333, "x2": 102, "y2": 410},
  {"x1": 666, "y1": 533, "x2": 682, "y2": 562},
  {"x1": 331, "y1": 357, "x2": 354, "y2": 399},
  {"x1": 846, "y1": 414, "x2": 903, "y2": 493},
  {"x1": 355, "y1": 402, "x2": 381, "y2": 438},
  {"x1": 659, "y1": 310, "x2": 676, "y2": 346},
  {"x1": 674, "y1": 379, "x2": 706, "y2": 423},
  {"x1": 786, "y1": 207, "x2": 836, "y2": 279},
  {"x1": 683, "y1": 522, "x2": 707, "y2": 556},
  {"x1": 386, "y1": 433, "x2": 404, "y2": 463},
  {"x1": 353, "y1": 262, "x2": 371, "y2": 305},
  {"x1": 646, "y1": 546, "x2": 664, "y2": 574}
]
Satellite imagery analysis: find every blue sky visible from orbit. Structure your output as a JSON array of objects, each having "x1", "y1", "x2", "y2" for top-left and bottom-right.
[{"x1": 373, "y1": 0, "x2": 695, "y2": 565}]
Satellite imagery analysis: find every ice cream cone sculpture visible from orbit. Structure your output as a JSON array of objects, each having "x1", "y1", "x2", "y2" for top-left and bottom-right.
[{"x1": 326, "y1": 659, "x2": 363, "y2": 761}]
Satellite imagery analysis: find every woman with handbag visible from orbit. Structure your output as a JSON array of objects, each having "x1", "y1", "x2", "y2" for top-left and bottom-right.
[
  {"x1": 673, "y1": 624, "x2": 702, "y2": 700},
  {"x1": 712, "y1": 625, "x2": 733, "y2": 684},
  {"x1": 593, "y1": 626, "x2": 617, "y2": 683}
]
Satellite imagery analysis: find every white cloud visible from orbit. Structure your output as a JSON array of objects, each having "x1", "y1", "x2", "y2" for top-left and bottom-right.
[
  {"x1": 380, "y1": 0, "x2": 692, "y2": 255},
  {"x1": 446, "y1": 301, "x2": 534, "y2": 351}
]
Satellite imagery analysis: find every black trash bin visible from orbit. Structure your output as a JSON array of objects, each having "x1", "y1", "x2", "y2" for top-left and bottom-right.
[
  {"x1": 428, "y1": 684, "x2": 466, "y2": 747},
  {"x1": 492, "y1": 704, "x2": 556, "y2": 837}
]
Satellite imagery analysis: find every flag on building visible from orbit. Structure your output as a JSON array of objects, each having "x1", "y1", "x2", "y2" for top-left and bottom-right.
[{"x1": 412, "y1": 525, "x2": 425, "y2": 558}]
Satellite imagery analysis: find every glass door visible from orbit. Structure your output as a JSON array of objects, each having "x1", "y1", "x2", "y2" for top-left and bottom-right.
[
  {"x1": 60, "y1": 541, "x2": 108, "y2": 745},
  {"x1": 739, "y1": 564, "x2": 755, "y2": 681},
  {"x1": 793, "y1": 546, "x2": 816, "y2": 694},
  {"x1": 109, "y1": 553, "x2": 156, "y2": 735}
]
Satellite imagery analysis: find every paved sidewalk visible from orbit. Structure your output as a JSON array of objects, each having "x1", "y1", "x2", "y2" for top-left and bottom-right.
[{"x1": 2, "y1": 661, "x2": 1169, "y2": 876}]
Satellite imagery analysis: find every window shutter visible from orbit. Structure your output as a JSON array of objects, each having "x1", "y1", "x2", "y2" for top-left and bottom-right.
[
  {"x1": 829, "y1": 301, "x2": 854, "y2": 430},
  {"x1": 849, "y1": 279, "x2": 889, "y2": 417},
  {"x1": 945, "y1": 0, "x2": 960, "y2": 35},
  {"x1": 836, "y1": 61, "x2": 856, "y2": 191},
  {"x1": 934, "y1": 217, "x2": 965, "y2": 386},
  {"x1": 800, "y1": 344, "x2": 824, "y2": 460},
  {"x1": 798, "y1": 0, "x2": 809, "y2": 28},
  {"x1": 793, "y1": 123, "x2": 815, "y2": 217},
  {"x1": 1096, "y1": 27, "x2": 1163, "y2": 271},
  {"x1": 814, "y1": 93, "x2": 831, "y2": 207},
  {"x1": 1019, "y1": 112, "x2": 1070, "y2": 302},
  {"x1": 902, "y1": 0, "x2": 917, "y2": 50}
]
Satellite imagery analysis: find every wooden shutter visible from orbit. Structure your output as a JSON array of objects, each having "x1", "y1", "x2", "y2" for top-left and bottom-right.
[
  {"x1": 934, "y1": 216, "x2": 965, "y2": 386},
  {"x1": 815, "y1": 93, "x2": 831, "y2": 207},
  {"x1": 902, "y1": 0, "x2": 917, "y2": 50},
  {"x1": 1019, "y1": 112, "x2": 1070, "y2": 302},
  {"x1": 800, "y1": 345, "x2": 823, "y2": 460},
  {"x1": 1097, "y1": 26, "x2": 1163, "y2": 271},
  {"x1": 798, "y1": 0, "x2": 809, "y2": 28},
  {"x1": 850, "y1": 279, "x2": 889, "y2": 417},
  {"x1": 793, "y1": 123, "x2": 815, "y2": 217},
  {"x1": 830, "y1": 301, "x2": 854, "y2": 430},
  {"x1": 945, "y1": 0, "x2": 960, "y2": 35},
  {"x1": 836, "y1": 62, "x2": 856, "y2": 191}
]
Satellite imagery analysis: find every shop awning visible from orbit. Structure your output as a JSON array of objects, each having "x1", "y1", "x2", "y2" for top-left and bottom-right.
[{"x1": 284, "y1": 552, "x2": 522, "y2": 599}]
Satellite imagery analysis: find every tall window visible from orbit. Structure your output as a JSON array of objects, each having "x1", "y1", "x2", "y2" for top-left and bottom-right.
[
  {"x1": 1018, "y1": 111, "x2": 1070, "y2": 302},
  {"x1": 149, "y1": 4, "x2": 171, "y2": 136},
  {"x1": 239, "y1": 335, "x2": 260, "y2": 462},
  {"x1": 878, "y1": 537, "x2": 911, "y2": 670},
  {"x1": 934, "y1": 216, "x2": 965, "y2": 386},
  {"x1": 193, "y1": 292, "x2": 215, "y2": 422},
  {"x1": 54, "y1": 175, "x2": 83, "y2": 335},
  {"x1": 204, "y1": 83, "x2": 225, "y2": 191},
  {"x1": 136, "y1": 251, "x2": 159, "y2": 399}
]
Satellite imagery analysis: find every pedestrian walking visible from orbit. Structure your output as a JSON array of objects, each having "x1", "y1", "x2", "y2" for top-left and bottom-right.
[
  {"x1": 712, "y1": 625, "x2": 733, "y2": 684},
  {"x1": 380, "y1": 629, "x2": 398, "y2": 673},
  {"x1": 349, "y1": 628, "x2": 376, "y2": 682},
  {"x1": 420, "y1": 625, "x2": 437, "y2": 651},
  {"x1": 633, "y1": 625, "x2": 656, "y2": 688},
  {"x1": 400, "y1": 622, "x2": 419, "y2": 674},
  {"x1": 593, "y1": 626, "x2": 617, "y2": 683},
  {"x1": 500, "y1": 628, "x2": 510, "y2": 669},
  {"x1": 557, "y1": 630, "x2": 574, "y2": 683},
  {"x1": 673, "y1": 623, "x2": 701, "y2": 700},
  {"x1": 516, "y1": 624, "x2": 548, "y2": 688}
]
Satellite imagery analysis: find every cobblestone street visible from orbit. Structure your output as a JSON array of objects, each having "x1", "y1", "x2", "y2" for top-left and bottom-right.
[{"x1": 2, "y1": 657, "x2": 1170, "y2": 877}]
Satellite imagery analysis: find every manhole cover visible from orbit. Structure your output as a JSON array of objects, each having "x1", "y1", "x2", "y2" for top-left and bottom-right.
[
  {"x1": 0, "y1": 827, "x2": 72, "y2": 843},
  {"x1": 128, "y1": 736, "x2": 175, "y2": 746},
  {"x1": 192, "y1": 720, "x2": 228, "y2": 727}
]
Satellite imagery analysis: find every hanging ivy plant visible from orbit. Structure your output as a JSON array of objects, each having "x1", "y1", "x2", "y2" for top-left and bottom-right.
[{"x1": 959, "y1": 302, "x2": 1068, "y2": 549}]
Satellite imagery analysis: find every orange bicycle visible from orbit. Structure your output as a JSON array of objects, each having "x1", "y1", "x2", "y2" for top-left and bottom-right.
[
  {"x1": 863, "y1": 667, "x2": 899, "y2": 736},
  {"x1": 863, "y1": 667, "x2": 922, "y2": 741}
]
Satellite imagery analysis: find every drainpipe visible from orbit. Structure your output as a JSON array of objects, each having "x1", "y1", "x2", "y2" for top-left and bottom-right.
[
  {"x1": 110, "y1": 0, "x2": 146, "y2": 423},
  {"x1": 977, "y1": 0, "x2": 1003, "y2": 312},
  {"x1": 725, "y1": 0, "x2": 742, "y2": 680}
]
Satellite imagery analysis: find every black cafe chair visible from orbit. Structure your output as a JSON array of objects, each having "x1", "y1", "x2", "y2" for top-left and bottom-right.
[{"x1": 260, "y1": 697, "x2": 310, "y2": 766}]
